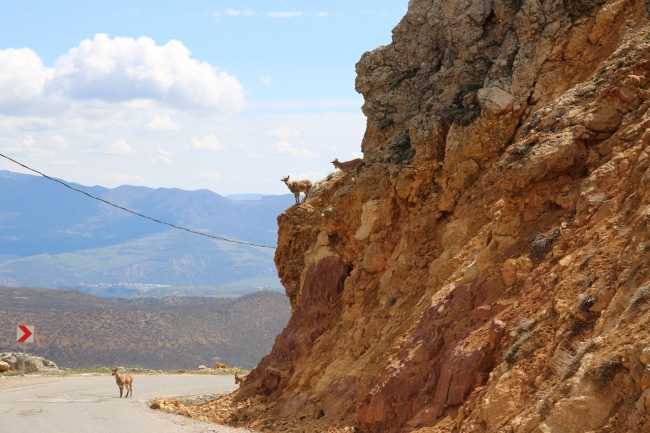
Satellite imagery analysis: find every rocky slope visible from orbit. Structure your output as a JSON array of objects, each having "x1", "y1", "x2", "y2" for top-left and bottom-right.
[{"x1": 182, "y1": 0, "x2": 650, "y2": 431}]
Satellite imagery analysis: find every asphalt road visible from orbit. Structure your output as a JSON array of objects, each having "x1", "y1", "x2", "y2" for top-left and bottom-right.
[{"x1": 0, "y1": 374, "x2": 250, "y2": 433}]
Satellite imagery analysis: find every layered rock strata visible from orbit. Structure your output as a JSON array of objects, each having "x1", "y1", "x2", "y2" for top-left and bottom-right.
[{"x1": 184, "y1": 0, "x2": 650, "y2": 431}]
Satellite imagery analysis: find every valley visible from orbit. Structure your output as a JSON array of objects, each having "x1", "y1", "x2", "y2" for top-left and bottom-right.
[
  {"x1": 0, "y1": 170, "x2": 292, "y2": 295},
  {"x1": 0, "y1": 286, "x2": 290, "y2": 370}
]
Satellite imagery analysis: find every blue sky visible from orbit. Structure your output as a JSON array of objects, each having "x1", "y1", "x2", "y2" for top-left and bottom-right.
[{"x1": 0, "y1": 1, "x2": 408, "y2": 194}]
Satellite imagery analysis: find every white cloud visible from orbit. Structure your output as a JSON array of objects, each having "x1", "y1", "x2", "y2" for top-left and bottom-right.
[
  {"x1": 0, "y1": 34, "x2": 246, "y2": 115},
  {"x1": 275, "y1": 141, "x2": 317, "y2": 158},
  {"x1": 150, "y1": 149, "x2": 172, "y2": 165},
  {"x1": 22, "y1": 135, "x2": 35, "y2": 147},
  {"x1": 261, "y1": 76, "x2": 271, "y2": 85},
  {"x1": 52, "y1": 159, "x2": 79, "y2": 165},
  {"x1": 53, "y1": 34, "x2": 245, "y2": 112},
  {"x1": 215, "y1": 8, "x2": 253, "y2": 17},
  {"x1": 195, "y1": 170, "x2": 222, "y2": 179},
  {"x1": 250, "y1": 99, "x2": 363, "y2": 110},
  {"x1": 289, "y1": 171, "x2": 325, "y2": 182},
  {"x1": 102, "y1": 138, "x2": 134, "y2": 155},
  {"x1": 28, "y1": 147, "x2": 55, "y2": 159},
  {"x1": 52, "y1": 134, "x2": 68, "y2": 148},
  {"x1": 267, "y1": 11, "x2": 303, "y2": 18},
  {"x1": 16, "y1": 118, "x2": 58, "y2": 131},
  {"x1": 191, "y1": 134, "x2": 224, "y2": 151},
  {"x1": 109, "y1": 173, "x2": 145, "y2": 182},
  {"x1": 0, "y1": 48, "x2": 54, "y2": 112},
  {"x1": 0, "y1": 89, "x2": 366, "y2": 196},
  {"x1": 271, "y1": 124, "x2": 301, "y2": 139},
  {"x1": 146, "y1": 115, "x2": 179, "y2": 131}
]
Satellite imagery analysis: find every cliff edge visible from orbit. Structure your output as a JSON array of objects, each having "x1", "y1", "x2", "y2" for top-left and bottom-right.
[{"x1": 185, "y1": 0, "x2": 650, "y2": 431}]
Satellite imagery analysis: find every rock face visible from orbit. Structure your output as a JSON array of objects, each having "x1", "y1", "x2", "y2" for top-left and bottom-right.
[
  {"x1": 185, "y1": 0, "x2": 650, "y2": 432},
  {"x1": 0, "y1": 352, "x2": 58, "y2": 373}
]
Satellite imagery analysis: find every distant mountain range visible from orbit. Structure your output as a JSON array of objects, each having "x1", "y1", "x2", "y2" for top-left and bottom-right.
[{"x1": 0, "y1": 170, "x2": 294, "y2": 296}]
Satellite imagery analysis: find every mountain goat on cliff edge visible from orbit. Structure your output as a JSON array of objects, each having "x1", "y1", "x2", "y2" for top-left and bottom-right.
[
  {"x1": 281, "y1": 176, "x2": 312, "y2": 204},
  {"x1": 331, "y1": 158, "x2": 364, "y2": 176}
]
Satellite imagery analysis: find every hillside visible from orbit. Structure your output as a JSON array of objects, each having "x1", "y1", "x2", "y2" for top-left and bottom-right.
[
  {"x1": 175, "y1": 0, "x2": 650, "y2": 432},
  {"x1": 0, "y1": 170, "x2": 292, "y2": 293},
  {"x1": 0, "y1": 286, "x2": 291, "y2": 370}
]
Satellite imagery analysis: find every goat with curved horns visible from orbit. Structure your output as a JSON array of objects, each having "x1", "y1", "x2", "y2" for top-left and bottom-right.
[{"x1": 281, "y1": 176, "x2": 312, "y2": 204}]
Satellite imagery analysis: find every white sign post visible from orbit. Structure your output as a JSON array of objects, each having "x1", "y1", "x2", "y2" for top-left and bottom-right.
[{"x1": 16, "y1": 325, "x2": 34, "y2": 377}]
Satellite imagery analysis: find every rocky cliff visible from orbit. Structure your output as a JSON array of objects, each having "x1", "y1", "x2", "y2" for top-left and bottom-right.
[{"x1": 187, "y1": 0, "x2": 650, "y2": 431}]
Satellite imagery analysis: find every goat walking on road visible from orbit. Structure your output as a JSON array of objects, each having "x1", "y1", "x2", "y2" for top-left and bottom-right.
[
  {"x1": 281, "y1": 176, "x2": 312, "y2": 204},
  {"x1": 111, "y1": 367, "x2": 133, "y2": 398}
]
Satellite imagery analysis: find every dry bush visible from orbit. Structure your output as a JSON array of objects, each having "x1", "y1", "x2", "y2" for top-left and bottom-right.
[
  {"x1": 575, "y1": 273, "x2": 595, "y2": 287},
  {"x1": 505, "y1": 331, "x2": 533, "y2": 364},
  {"x1": 567, "y1": 320, "x2": 584, "y2": 337},
  {"x1": 531, "y1": 229, "x2": 561, "y2": 258},
  {"x1": 513, "y1": 317, "x2": 536, "y2": 334},
  {"x1": 578, "y1": 251, "x2": 596, "y2": 270},
  {"x1": 585, "y1": 190, "x2": 609, "y2": 206},
  {"x1": 630, "y1": 285, "x2": 650, "y2": 310},
  {"x1": 534, "y1": 388, "x2": 552, "y2": 402},
  {"x1": 551, "y1": 341, "x2": 591, "y2": 379},
  {"x1": 588, "y1": 355, "x2": 622, "y2": 384},
  {"x1": 578, "y1": 293, "x2": 597, "y2": 311}
]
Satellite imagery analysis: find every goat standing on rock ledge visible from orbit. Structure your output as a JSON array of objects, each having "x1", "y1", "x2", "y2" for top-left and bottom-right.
[
  {"x1": 111, "y1": 367, "x2": 133, "y2": 398},
  {"x1": 281, "y1": 176, "x2": 312, "y2": 204},
  {"x1": 331, "y1": 158, "x2": 364, "y2": 175}
]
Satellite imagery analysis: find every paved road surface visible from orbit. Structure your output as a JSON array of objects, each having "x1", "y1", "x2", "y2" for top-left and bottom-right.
[{"x1": 0, "y1": 374, "x2": 250, "y2": 433}]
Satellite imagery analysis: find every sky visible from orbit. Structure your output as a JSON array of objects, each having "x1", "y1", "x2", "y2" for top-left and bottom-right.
[{"x1": 0, "y1": 1, "x2": 408, "y2": 195}]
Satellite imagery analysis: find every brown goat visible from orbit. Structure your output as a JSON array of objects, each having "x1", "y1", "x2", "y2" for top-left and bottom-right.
[
  {"x1": 235, "y1": 372, "x2": 247, "y2": 386},
  {"x1": 281, "y1": 176, "x2": 312, "y2": 204},
  {"x1": 111, "y1": 367, "x2": 133, "y2": 398},
  {"x1": 331, "y1": 158, "x2": 364, "y2": 175}
]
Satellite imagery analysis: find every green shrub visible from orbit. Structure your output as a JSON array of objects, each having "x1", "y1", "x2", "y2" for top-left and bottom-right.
[
  {"x1": 389, "y1": 67, "x2": 420, "y2": 90},
  {"x1": 505, "y1": 332, "x2": 533, "y2": 364}
]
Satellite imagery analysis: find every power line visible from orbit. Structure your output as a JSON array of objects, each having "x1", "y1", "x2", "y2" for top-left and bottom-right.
[{"x1": 0, "y1": 152, "x2": 276, "y2": 250}]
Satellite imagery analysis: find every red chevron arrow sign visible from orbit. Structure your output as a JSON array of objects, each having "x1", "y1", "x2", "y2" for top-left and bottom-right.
[{"x1": 17, "y1": 325, "x2": 34, "y2": 343}]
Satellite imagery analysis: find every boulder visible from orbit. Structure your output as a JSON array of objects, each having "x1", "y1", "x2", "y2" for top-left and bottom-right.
[
  {"x1": 0, "y1": 352, "x2": 58, "y2": 373},
  {"x1": 488, "y1": 320, "x2": 507, "y2": 350},
  {"x1": 0, "y1": 361, "x2": 9, "y2": 372},
  {"x1": 213, "y1": 362, "x2": 227, "y2": 369}
]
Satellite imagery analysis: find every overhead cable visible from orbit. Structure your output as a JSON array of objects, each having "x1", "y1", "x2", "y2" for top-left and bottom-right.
[{"x1": 0, "y1": 152, "x2": 276, "y2": 249}]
